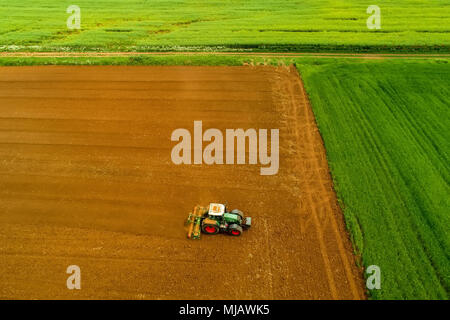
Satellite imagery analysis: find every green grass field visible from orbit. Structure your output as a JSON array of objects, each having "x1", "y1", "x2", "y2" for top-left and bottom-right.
[
  {"x1": 1, "y1": 0, "x2": 449, "y2": 52},
  {"x1": 299, "y1": 59, "x2": 449, "y2": 299}
]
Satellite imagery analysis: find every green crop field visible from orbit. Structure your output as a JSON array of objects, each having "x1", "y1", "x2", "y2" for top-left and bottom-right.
[
  {"x1": 0, "y1": 0, "x2": 449, "y2": 52},
  {"x1": 299, "y1": 59, "x2": 450, "y2": 299}
]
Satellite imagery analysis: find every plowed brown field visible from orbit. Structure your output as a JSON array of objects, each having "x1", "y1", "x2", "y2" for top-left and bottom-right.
[{"x1": 0, "y1": 66, "x2": 364, "y2": 299}]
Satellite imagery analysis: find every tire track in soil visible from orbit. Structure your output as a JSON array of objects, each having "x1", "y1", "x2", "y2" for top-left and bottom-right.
[
  {"x1": 286, "y1": 66, "x2": 365, "y2": 299},
  {"x1": 282, "y1": 67, "x2": 338, "y2": 298}
]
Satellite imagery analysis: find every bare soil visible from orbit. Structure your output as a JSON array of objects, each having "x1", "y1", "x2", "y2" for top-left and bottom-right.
[{"x1": 0, "y1": 65, "x2": 365, "y2": 299}]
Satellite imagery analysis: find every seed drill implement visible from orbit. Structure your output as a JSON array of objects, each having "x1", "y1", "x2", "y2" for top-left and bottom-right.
[{"x1": 185, "y1": 203, "x2": 251, "y2": 240}]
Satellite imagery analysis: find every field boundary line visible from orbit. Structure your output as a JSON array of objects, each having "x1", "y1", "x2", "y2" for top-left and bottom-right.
[{"x1": 263, "y1": 218, "x2": 275, "y2": 299}]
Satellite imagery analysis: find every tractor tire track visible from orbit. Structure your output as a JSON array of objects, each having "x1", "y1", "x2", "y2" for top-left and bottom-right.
[{"x1": 0, "y1": 51, "x2": 448, "y2": 60}]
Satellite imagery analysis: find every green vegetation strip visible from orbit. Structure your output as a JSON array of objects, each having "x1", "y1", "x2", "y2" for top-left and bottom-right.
[
  {"x1": 0, "y1": 56, "x2": 448, "y2": 299},
  {"x1": 299, "y1": 59, "x2": 449, "y2": 299},
  {"x1": 0, "y1": 0, "x2": 449, "y2": 53}
]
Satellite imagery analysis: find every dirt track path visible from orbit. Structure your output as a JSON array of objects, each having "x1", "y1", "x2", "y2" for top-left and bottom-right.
[
  {"x1": 0, "y1": 66, "x2": 365, "y2": 299},
  {"x1": 0, "y1": 51, "x2": 448, "y2": 59}
]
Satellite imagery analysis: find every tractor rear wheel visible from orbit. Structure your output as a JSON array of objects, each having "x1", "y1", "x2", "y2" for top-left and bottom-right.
[
  {"x1": 202, "y1": 223, "x2": 219, "y2": 235},
  {"x1": 228, "y1": 224, "x2": 243, "y2": 236},
  {"x1": 230, "y1": 209, "x2": 244, "y2": 220}
]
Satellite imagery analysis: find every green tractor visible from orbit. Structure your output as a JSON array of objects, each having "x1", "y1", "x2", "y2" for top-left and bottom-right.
[{"x1": 186, "y1": 203, "x2": 251, "y2": 239}]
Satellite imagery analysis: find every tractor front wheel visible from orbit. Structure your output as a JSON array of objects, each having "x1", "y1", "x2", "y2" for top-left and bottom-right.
[
  {"x1": 228, "y1": 224, "x2": 243, "y2": 236},
  {"x1": 202, "y1": 224, "x2": 219, "y2": 235}
]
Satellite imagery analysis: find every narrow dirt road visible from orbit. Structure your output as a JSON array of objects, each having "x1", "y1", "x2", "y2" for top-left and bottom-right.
[
  {"x1": 0, "y1": 66, "x2": 365, "y2": 299},
  {"x1": 0, "y1": 51, "x2": 448, "y2": 59}
]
